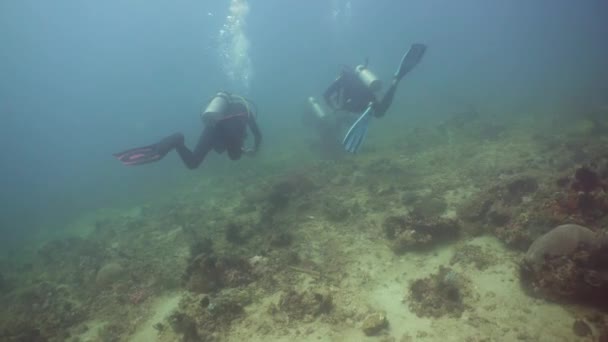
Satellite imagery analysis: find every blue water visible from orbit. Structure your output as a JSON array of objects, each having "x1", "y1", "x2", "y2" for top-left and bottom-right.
[{"x1": 0, "y1": 0, "x2": 607, "y2": 246}]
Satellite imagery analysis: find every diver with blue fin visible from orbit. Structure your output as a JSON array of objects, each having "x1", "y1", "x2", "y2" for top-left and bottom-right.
[
  {"x1": 319, "y1": 43, "x2": 427, "y2": 153},
  {"x1": 114, "y1": 91, "x2": 262, "y2": 168}
]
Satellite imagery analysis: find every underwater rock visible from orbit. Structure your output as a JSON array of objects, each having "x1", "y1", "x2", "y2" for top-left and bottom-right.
[
  {"x1": 274, "y1": 289, "x2": 333, "y2": 321},
  {"x1": 523, "y1": 224, "x2": 601, "y2": 272},
  {"x1": 361, "y1": 311, "x2": 389, "y2": 336},
  {"x1": 95, "y1": 262, "x2": 125, "y2": 288},
  {"x1": 520, "y1": 224, "x2": 608, "y2": 307},
  {"x1": 572, "y1": 319, "x2": 592, "y2": 337},
  {"x1": 383, "y1": 215, "x2": 459, "y2": 254},
  {"x1": 407, "y1": 266, "x2": 471, "y2": 318}
]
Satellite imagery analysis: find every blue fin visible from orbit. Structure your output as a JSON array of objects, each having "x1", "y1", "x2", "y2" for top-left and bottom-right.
[{"x1": 343, "y1": 105, "x2": 373, "y2": 154}]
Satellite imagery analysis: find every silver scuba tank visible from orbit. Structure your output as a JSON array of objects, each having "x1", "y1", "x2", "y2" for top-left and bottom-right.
[
  {"x1": 308, "y1": 96, "x2": 327, "y2": 119},
  {"x1": 203, "y1": 91, "x2": 230, "y2": 116},
  {"x1": 355, "y1": 65, "x2": 382, "y2": 92},
  {"x1": 201, "y1": 91, "x2": 231, "y2": 125}
]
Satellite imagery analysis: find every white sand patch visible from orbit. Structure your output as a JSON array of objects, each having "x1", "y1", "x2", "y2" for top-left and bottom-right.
[
  {"x1": 128, "y1": 292, "x2": 182, "y2": 342},
  {"x1": 221, "y1": 233, "x2": 595, "y2": 341}
]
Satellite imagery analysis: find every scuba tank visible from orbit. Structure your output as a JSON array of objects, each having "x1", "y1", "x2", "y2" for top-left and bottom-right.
[
  {"x1": 201, "y1": 91, "x2": 231, "y2": 125},
  {"x1": 202, "y1": 91, "x2": 230, "y2": 117},
  {"x1": 355, "y1": 64, "x2": 382, "y2": 92},
  {"x1": 308, "y1": 96, "x2": 327, "y2": 119}
]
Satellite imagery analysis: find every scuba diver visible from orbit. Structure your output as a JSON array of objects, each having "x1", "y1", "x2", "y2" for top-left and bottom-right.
[
  {"x1": 308, "y1": 43, "x2": 426, "y2": 153},
  {"x1": 114, "y1": 91, "x2": 262, "y2": 169}
]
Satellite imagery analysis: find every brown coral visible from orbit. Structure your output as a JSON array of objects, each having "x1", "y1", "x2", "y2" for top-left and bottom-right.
[
  {"x1": 407, "y1": 266, "x2": 472, "y2": 318},
  {"x1": 520, "y1": 224, "x2": 608, "y2": 308},
  {"x1": 383, "y1": 215, "x2": 459, "y2": 254}
]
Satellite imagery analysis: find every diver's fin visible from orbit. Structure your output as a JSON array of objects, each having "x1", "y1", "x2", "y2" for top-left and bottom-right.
[
  {"x1": 113, "y1": 144, "x2": 162, "y2": 166},
  {"x1": 394, "y1": 43, "x2": 427, "y2": 81},
  {"x1": 343, "y1": 105, "x2": 373, "y2": 154}
]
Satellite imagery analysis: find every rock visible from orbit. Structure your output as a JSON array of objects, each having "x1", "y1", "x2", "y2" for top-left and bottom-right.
[
  {"x1": 523, "y1": 224, "x2": 601, "y2": 272},
  {"x1": 361, "y1": 312, "x2": 389, "y2": 336},
  {"x1": 572, "y1": 319, "x2": 591, "y2": 337},
  {"x1": 520, "y1": 224, "x2": 608, "y2": 308},
  {"x1": 95, "y1": 262, "x2": 125, "y2": 288}
]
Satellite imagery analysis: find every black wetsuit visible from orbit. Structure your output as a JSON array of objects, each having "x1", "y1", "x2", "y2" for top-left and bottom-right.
[
  {"x1": 173, "y1": 101, "x2": 261, "y2": 169},
  {"x1": 114, "y1": 97, "x2": 262, "y2": 168},
  {"x1": 323, "y1": 68, "x2": 399, "y2": 118}
]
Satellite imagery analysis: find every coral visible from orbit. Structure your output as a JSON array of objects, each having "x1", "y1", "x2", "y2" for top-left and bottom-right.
[
  {"x1": 1, "y1": 281, "x2": 86, "y2": 341},
  {"x1": 520, "y1": 224, "x2": 608, "y2": 307},
  {"x1": 183, "y1": 254, "x2": 255, "y2": 293},
  {"x1": 205, "y1": 295, "x2": 244, "y2": 322},
  {"x1": 407, "y1": 266, "x2": 472, "y2": 318},
  {"x1": 361, "y1": 311, "x2": 389, "y2": 336},
  {"x1": 572, "y1": 166, "x2": 604, "y2": 193},
  {"x1": 456, "y1": 173, "x2": 577, "y2": 249},
  {"x1": 168, "y1": 312, "x2": 203, "y2": 342},
  {"x1": 127, "y1": 287, "x2": 150, "y2": 305},
  {"x1": 523, "y1": 224, "x2": 601, "y2": 272},
  {"x1": 503, "y1": 177, "x2": 538, "y2": 205},
  {"x1": 168, "y1": 291, "x2": 248, "y2": 341},
  {"x1": 95, "y1": 262, "x2": 125, "y2": 288},
  {"x1": 36, "y1": 237, "x2": 107, "y2": 289},
  {"x1": 551, "y1": 166, "x2": 608, "y2": 224},
  {"x1": 494, "y1": 221, "x2": 533, "y2": 250},
  {"x1": 273, "y1": 289, "x2": 333, "y2": 322},
  {"x1": 383, "y1": 215, "x2": 459, "y2": 254}
]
